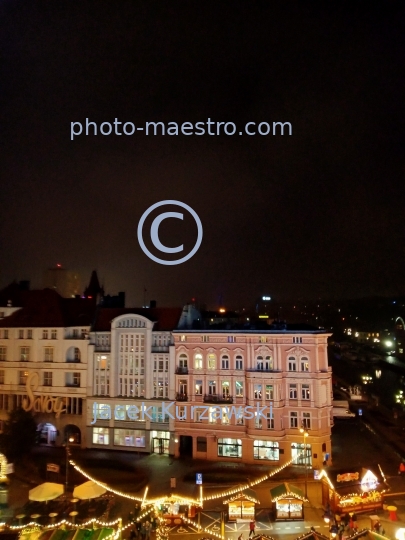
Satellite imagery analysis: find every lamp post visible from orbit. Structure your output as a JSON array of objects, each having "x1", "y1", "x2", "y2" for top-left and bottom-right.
[
  {"x1": 65, "y1": 436, "x2": 74, "y2": 490},
  {"x1": 300, "y1": 424, "x2": 309, "y2": 498}
]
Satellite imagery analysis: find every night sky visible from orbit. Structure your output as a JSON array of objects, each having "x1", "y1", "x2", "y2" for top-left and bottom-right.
[{"x1": 1, "y1": 2, "x2": 404, "y2": 308}]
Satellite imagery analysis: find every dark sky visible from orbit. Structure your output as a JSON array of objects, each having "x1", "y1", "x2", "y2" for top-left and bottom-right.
[{"x1": 1, "y1": 2, "x2": 404, "y2": 308}]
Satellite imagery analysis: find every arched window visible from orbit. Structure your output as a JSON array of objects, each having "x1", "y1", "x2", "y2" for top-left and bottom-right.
[
  {"x1": 235, "y1": 355, "x2": 243, "y2": 370},
  {"x1": 179, "y1": 353, "x2": 188, "y2": 368},
  {"x1": 300, "y1": 357, "x2": 309, "y2": 371},
  {"x1": 207, "y1": 354, "x2": 216, "y2": 370},
  {"x1": 194, "y1": 353, "x2": 203, "y2": 369},
  {"x1": 288, "y1": 356, "x2": 296, "y2": 371},
  {"x1": 74, "y1": 348, "x2": 81, "y2": 362},
  {"x1": 221, "y1": 355, "x2": 229, "y2": 369}
]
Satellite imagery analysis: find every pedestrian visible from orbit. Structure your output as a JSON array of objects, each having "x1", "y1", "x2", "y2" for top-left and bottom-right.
[
  {"x1": 249, "y1": 519, "x2": 256, "y2": 538},
  {"x1": 144, "y1": 521, "x2": 151, "y2": 540},
  {"x1": 129, "y1": 529, "x2": 136, "y2": 540},
  {"x1": 399, "y1": 462, "x2": 405, "y2": 476},
  {"x1": 238, "y1": 533, "x2": 244, "y2": 540}
]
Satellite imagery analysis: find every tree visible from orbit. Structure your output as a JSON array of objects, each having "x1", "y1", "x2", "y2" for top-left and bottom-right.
[{"x1": 1, "y1": 408, "x2": 37, "y2": 461}]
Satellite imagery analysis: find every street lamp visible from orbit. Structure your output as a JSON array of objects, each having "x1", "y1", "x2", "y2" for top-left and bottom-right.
[
  {"x1": 65, "y1": 436, "x2": 74, "y2": 490},
  {"x1": 300, "y1": 424, "x2": 309, "y2": 498}
]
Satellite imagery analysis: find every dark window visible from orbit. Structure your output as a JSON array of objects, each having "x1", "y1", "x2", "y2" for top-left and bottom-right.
[{"x1": 197, "y1": 437, "x2": 207, "y2": 452}]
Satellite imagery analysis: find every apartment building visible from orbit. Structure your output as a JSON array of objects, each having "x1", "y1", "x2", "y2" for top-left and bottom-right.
[
  {"x1": 0, "y1": 288, "x2": 95, "y2": 446},
  {"x1": 172, "y1": 326, "x2": 332, "y2": 468}
]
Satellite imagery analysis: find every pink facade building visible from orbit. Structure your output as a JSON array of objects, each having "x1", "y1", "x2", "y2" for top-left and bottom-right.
[{"x1": 173, "y1": 328, "x2": 332, "y2": 468}]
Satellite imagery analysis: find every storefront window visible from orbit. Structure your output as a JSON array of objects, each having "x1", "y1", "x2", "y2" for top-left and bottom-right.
[
  {"x1": 93, "y1": 427, "x2": 109, "y2": 445},
  {"x1": 253, "y1": 440, "x2": 279, "y2": 460},
  {"x1": 291, "y1": 442, "x2": 312, "y2": 466},
  {"x1": 218, "y1": 438, "x2": 242, "y2": 458},
  {"x1": 114, "y1": 429, "x2": 145, "y2": 447}
]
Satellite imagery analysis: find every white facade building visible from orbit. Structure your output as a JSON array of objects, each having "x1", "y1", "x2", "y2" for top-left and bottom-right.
[
  {"x1": 86, "y1": 307, "x2": 183, "y2": 454},
  {"x1": 0, "y1": 289, "x2": 94, "y2": 445}
]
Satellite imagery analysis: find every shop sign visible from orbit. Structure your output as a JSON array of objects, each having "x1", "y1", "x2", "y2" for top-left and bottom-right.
[
  {"x1": 47, "y1": 463, "x2": 60, "y2": 473},
  {"x1": 196, "y1": 473, "x2": 203, "y2": 485},
  {"x1": 337, "y1": 472, "x2": 359, "y2": 482},
  {"x1": 22, "y1": 373, "x2": 67, "y2": 418}
]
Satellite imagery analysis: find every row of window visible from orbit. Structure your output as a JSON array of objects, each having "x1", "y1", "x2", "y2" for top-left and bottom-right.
[
  {"x1": 0, "y1": 329, "x2": 89, "y2": 340},
  {"x1": 92, "y1": 402, "x2": 312, "y2": 429},
  {"x1": 0, "y1": 370, "x2": 81, "y2": 387},
  {"x1": 180, "y1": 336, "x2": 304, "y2": 344},
  {"x1": 177, "y1": 353, "x2": 310, "y2": 372},
  {"x1": 177, "y1": 381, "x2": 311, "y2": 400},
  {"x1": 0, "y1": 347, "x2": 81, "y2": 362}
]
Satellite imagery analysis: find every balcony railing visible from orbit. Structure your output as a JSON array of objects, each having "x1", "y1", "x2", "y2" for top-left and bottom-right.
[
  {"x1": 246, "y1": 368, "x2": 278, "y2": 373},
  {"x1": 203, "y1": 394, "x2": 233, "y2": 404},
  {"x1": 176, "y1": 392, "x2": 188, "y2": 401},
  {"x1": 175, "y1": 366, "x2": 188, "y2": 375}
]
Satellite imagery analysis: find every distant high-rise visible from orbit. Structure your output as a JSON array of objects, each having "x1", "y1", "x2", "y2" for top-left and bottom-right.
[{"x1": 43, "y1": 264, "x2": 81, "y2": 298}]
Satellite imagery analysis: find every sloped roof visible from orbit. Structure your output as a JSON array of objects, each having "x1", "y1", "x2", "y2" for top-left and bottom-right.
[
  {"x1": 0, "y1": 289, "x2": 97, "y2": 328},
  {"x1": 93, "y1": 307, "x2": 183, "y2": 331},
  {"x1": 223, "y1": 488, "x2": 260, "y2": 504},
  {"x1": 270, "y1": 482, "x2": 307, "y2": 501}
]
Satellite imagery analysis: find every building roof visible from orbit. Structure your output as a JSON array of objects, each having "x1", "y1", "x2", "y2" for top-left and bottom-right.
[
  {"x1": 0, "y1": 289, "x2": 97, "y2": 328},
  {"x1": 223, "y1": 488, "x2": 260, "y2": 504},
  {"x1": 92, "y1": 307, "x2": 183, "y2": 332},
  {"x1": 269, "y1": 482, "x2": 307, "y2": 501}
]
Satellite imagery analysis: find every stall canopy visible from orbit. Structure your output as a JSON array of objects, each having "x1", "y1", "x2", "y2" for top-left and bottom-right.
[
  {"x1": 28, "y1": 483, "x2": 64, "y2": 502},
  {"x1": 73, "y1": 481, "x2": 107, "y2": 500},
  {"x1": 270, "y1": 483, "x2": 307, "y2": 502}
]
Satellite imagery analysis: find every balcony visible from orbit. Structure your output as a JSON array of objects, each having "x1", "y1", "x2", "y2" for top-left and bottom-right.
[
  {"x1": 175, "y1": 366, "x2": 188, "y2": 375},
  {"x1": 246, "y1": 368, "x2": 278, "y2": 373},
  {"x1": 203, "y1": 394, "x2": 233, "y2": 404},
  {"x1": 151, "y1": 345, "x2": 169, "y2": 353},
  {"x1": 176, "y1": 392, "x2": 188, "y2": 401}
]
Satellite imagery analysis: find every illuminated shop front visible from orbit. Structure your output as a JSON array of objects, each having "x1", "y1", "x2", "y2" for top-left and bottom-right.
[
  {"x1": 224, "y1": 489, "x2": 259, "y2": 522},
  {"x1": 217, "y1": 438, "x2": 242, "y2": 458},
  {"x1": 319, "y1": 468, "x2": 387, "y2": 514},
  {"x1": 152, "y1": 430, "x2": 170, "y2": 454},
  {"x1": 270, "y1": 483, "x2": 306, "y2": 521}
]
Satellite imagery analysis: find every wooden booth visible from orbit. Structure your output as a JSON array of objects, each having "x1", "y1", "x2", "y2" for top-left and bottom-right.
[
  {"x1": 269, "y1": 483, "x2": 307, "y2": 521},
  {"x1": 319, "y1": 468, "x2": 387, "y2": 515},
  {"x1": 223, "y1": 489, "x2": 259, "y2": 522}
]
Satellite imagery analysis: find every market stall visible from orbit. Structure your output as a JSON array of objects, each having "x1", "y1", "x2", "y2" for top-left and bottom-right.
[
  {"x1": 269, "y1": 483, "x2": 307, "y2": 521},
  {"x1": 223, "y1": 489, "x2": 259, "y2": 522},
  {"x1": 318, "y1": 467, "x2": 387, "y2": 514}
]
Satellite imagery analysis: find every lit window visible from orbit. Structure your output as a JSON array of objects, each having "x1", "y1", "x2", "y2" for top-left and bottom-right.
[
  {"x1": 235, "y1": 381, "x2": 244, "y2": 397},
  {"x1": 208, "y1": 354, "x2": 216, "y2": 370},
  {"x1": 254, "y1": 384, "x2": 262, "y2": 399},
  {"x1": 265, "y1": 384, "x2": 273, "y2": 400},
  {"x1": 195, "y1": 380, "x2": 203, "y2": 395},
  {"x1": 217, "y1": 438, "x2": 242, "y2": 458},
  {"x1": 93, "y1": 427, "x2": 109, "y2": 445},
  {"x1": 300, "y1": 357, "x2": 309, "y2": 371},
  {"x1": 194, "y1": 353, "x2": 203, "y2": 369},
  {"x1": 302, "y1": 384, "x2": 310, "y2": 400},
  {"x1": 254, "y1": 440, "x2": 279, "y2": 460}
]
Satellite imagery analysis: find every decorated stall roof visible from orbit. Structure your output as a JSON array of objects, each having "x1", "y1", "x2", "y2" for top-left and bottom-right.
[
  {"x1": 270, "y1": 483, "x2": 307, "y2": 502},
  {"x1": 223, "y1": 489, "x2": 260, "y2": 505}
]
